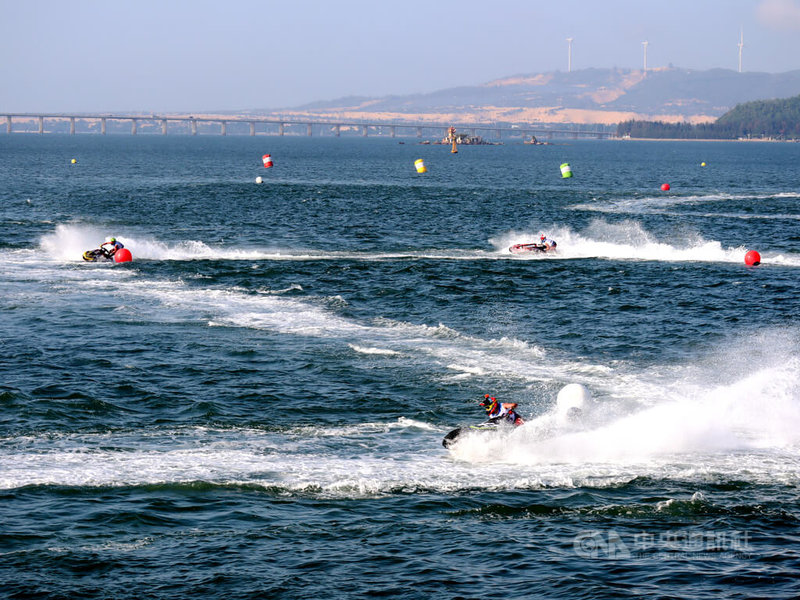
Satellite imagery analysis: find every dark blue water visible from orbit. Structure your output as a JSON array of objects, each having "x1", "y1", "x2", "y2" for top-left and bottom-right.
[{"x1": 2, "y1": 134, "x2": 799, "y2": 599}]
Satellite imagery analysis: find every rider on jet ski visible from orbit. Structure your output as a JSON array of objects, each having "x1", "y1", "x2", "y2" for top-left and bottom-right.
[
  {"x1": 99, "y1": 236, "x2": 124, "y2": 258},
  {"x1": 539, "y1": 234, "x2": 557, "y2": 251},
  {"x1": 480, "y1": 394, "x2": 525, "y2": 426}
]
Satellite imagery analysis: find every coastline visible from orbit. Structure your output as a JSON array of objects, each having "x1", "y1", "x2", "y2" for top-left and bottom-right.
[{"x1": 618, "y1": 137, "x2": 797, "y2": 143}]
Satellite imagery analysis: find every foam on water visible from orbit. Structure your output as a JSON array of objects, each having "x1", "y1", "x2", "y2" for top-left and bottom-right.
[
  {"x1": 451, "y1": 328, "x2": 800, "y2": 472},
  {"x1": 38, "y1": 221, "x2": 796, "y2": 267},
  {"x1": 491, "y1": 218, "x2": 800, "y2": 265},
  {"x1": 4, "y1": 254, "x2": 799, "y2": 495},
  {"x1": 21, "y1": 221, "x2": 800, "y2": 267},
  {"x1": 348, "y1": 344, "x2": 400, "y2": 356},
  {"x1": 572, "y1": 191, "x2": 800, "y2": 219},
  {"x1": 5, "y1": 223, "x2": 799, "y2": 497},
  {"x1": 2, "y1": 369, "x2": 799, "y2": 494},
  {"x1": 39, "y1": 223, "x2": 284, "y2": 261},
  {"x1": 35, "y1": 223, "x2": 502, "y2": 262},
  {"x1": 8, "y1": 225, "x2": 719, "y2": 403}
]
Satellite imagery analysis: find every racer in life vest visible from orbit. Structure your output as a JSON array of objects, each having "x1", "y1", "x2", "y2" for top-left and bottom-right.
[
  {"x1": 99, "y1": 236, "x2": 124, "y2": 258},
  {"x1": 480, "y1": 394, "x2": 525, "y2": 426},
  {"x1": 539, "y1": 234, "x2": 557, "y2": 250}
]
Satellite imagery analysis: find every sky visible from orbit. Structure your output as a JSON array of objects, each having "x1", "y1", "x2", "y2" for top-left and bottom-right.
[{"x1": 2, "y1": 0, "x2": 800, "y2": 113}]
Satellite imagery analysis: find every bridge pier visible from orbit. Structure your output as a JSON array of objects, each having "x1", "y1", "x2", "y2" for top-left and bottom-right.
[
  {"x1": 6, "y1": 116, "x2": 11, "y2": 134},
  {"x1": 334, "y1": 124, "x2": 340, "y2": 137},
  {"x1": 362, "y1": 125, "x2": 368, "y2": 137},
  {"x1": 70, "y1": 117, "x2": 75, "y2": 134},
  {"x1": 390, "y1": 126, "x2": 395, "y2": 138},
  {"x1": 38, "y1": 116, "x2": 44, "y2": 134},
  {"x1": 131, "y1": 119, "x2": 137, "y2": 134},
  {"x1": 190, "y1": 120, "x2": 197, "y2": 135},
  {"x1": 416, "y1": 127, "x2": 422, "y2": 138},
  {"x1": 278, "y1": 123, "x2": 284, "y2": 136},
  {"x1": 101, "y1": 118, "x2": 107, "y2": 135},
  {"x1": 249, "y1": 122, "x2": 255, "y2": 136},
  {"x1": 307, "y1": 123, "x2": 313, "y2": 136},
  {"x1": 161, "y1": 119, "x2": 168, "y2": 135},
  {"x1": 221, "y1": 121, "x2": 227, "y2": 136}
]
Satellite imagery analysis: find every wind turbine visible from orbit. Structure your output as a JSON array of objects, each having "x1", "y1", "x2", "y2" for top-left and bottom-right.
[
  {"x1": 567, "y1": 37, "x2": 573, "y2": 72},
  {"x1": 642, "y1": 41, "x2": 649, "y2": 73},
  {"x1": 738, "y1": 28, "x2": 744, "y2": 73}
]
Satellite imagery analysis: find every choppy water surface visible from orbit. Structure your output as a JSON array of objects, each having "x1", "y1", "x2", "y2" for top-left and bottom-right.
[{"x1": 1, "y1": 135, "x2": 799, "y2": 599}]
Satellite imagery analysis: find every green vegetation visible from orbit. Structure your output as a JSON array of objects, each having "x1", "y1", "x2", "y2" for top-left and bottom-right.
[{"x1": 617, "y1": 94, "x2": 800, "y2": 140}]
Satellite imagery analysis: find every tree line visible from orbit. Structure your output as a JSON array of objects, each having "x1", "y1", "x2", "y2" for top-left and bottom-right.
[{"x1": 617, "y1": 94, "x2": 800, "y2": 139}]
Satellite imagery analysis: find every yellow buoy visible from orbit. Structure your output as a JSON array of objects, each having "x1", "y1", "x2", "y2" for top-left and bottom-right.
[
  {"x1": 71, "y1": 158, "x2": 77, "y2": 164},
  {"x1": 701, "y1": 162, "x2": 706, "y2": 167},
  {"x1": 414, "y1": 159, "x2": 428, "y2": 173}
]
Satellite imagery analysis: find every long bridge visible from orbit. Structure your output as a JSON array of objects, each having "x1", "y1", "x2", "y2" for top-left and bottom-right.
[{"x1": 1, "y1": 112, "x2": 614, "y2": 139}]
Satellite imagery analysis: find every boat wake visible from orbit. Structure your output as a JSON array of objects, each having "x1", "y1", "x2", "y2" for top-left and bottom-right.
[
  {"x1": 492, "y1": 218, "x2": 800, "y2": 266},
  {"x1": 16, "y1": 221, "x2": 800, "y2": 267}
]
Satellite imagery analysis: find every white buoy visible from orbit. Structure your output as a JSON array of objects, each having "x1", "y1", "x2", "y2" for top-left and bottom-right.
[{"x1": 255, "y1": 176, "x2": 263, "y2": 184}]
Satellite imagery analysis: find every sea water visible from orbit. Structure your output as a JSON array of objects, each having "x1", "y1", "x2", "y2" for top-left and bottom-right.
[{"x1": 1, "y1": 134, "x2": 799, "y2": 599}]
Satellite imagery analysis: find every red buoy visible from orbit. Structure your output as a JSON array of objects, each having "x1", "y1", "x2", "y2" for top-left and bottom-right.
[
  {"x1": 661, "y1": 183, "x2": 670, "y2": 191},
  {"x1": 744, "y1": 250, "x2": 761, "y2": 266},
  {"x1": 114, "y1": 248, "x2": 133, "y2": 263},
  {"x1": 262, "y1": 154, "x2": 273, "y2": 168}
]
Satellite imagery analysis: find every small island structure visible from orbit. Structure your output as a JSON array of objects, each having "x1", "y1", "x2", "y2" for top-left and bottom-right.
[
  {"x1": 524, "y1": 134, "x2": 551, "y2": 145},
  {"x1": 429, "y1": 126, "x2": 502, "y2": 146}
]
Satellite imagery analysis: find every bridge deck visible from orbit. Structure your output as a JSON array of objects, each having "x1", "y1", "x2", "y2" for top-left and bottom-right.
[{"x1": 2, "y1": 112, "x2": 614, "y2": 138}]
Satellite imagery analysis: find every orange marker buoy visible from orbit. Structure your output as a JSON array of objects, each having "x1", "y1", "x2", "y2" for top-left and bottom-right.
[
  {"x1": 744, "y1": 250, "x2": 761, "y2": 266},
  {"x1": 661, "y1": 183, "x2": 670, "y2": 191},
  {"x1": 262, "y1": 154, "x2": 273, "y2": 168},
  {"x1": 114, "y1": 248, "x2": 133, "y2": 263}
]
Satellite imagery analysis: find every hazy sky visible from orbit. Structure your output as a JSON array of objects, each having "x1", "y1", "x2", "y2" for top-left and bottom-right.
[{"x1": 3, "y1": 0, "x2": 800, "y2": 112}]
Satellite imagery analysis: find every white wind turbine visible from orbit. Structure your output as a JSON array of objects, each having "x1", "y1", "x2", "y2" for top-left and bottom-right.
[
  {"x1": 642, "y1": 41, "x2": 649, "y2": 72},
  {"x1": 567, "y1": 37, "x2": 574, "y2": 72},
  {"x1": 738, "y1": 28, "x2": 744, "y2": 73}
]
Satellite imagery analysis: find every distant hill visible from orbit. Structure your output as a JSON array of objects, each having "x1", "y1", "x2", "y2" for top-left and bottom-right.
[
  {"x1": 261, "y1": 67, "x2": 800, "y2": 126},
  {"x1": 618, "y1": 94, "x2": 800, "y2": 139}
]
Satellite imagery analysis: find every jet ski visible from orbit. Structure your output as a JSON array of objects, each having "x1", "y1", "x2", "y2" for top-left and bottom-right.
[
  {"x1": 509, "y1": 243, "x2": 549, "y2": 254},
  {"x1": 443, "y1": 420, "x2": 499, "y2": 448},
  {"x1": 82, "y1": 247, "x2": 133, "y2": 263},
  {"x1": 82, "y1": 248, "x2": 114, "y2": 262},
  {"x1": 442, "y1": 416, "x2": 519, "y2": 448}
]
